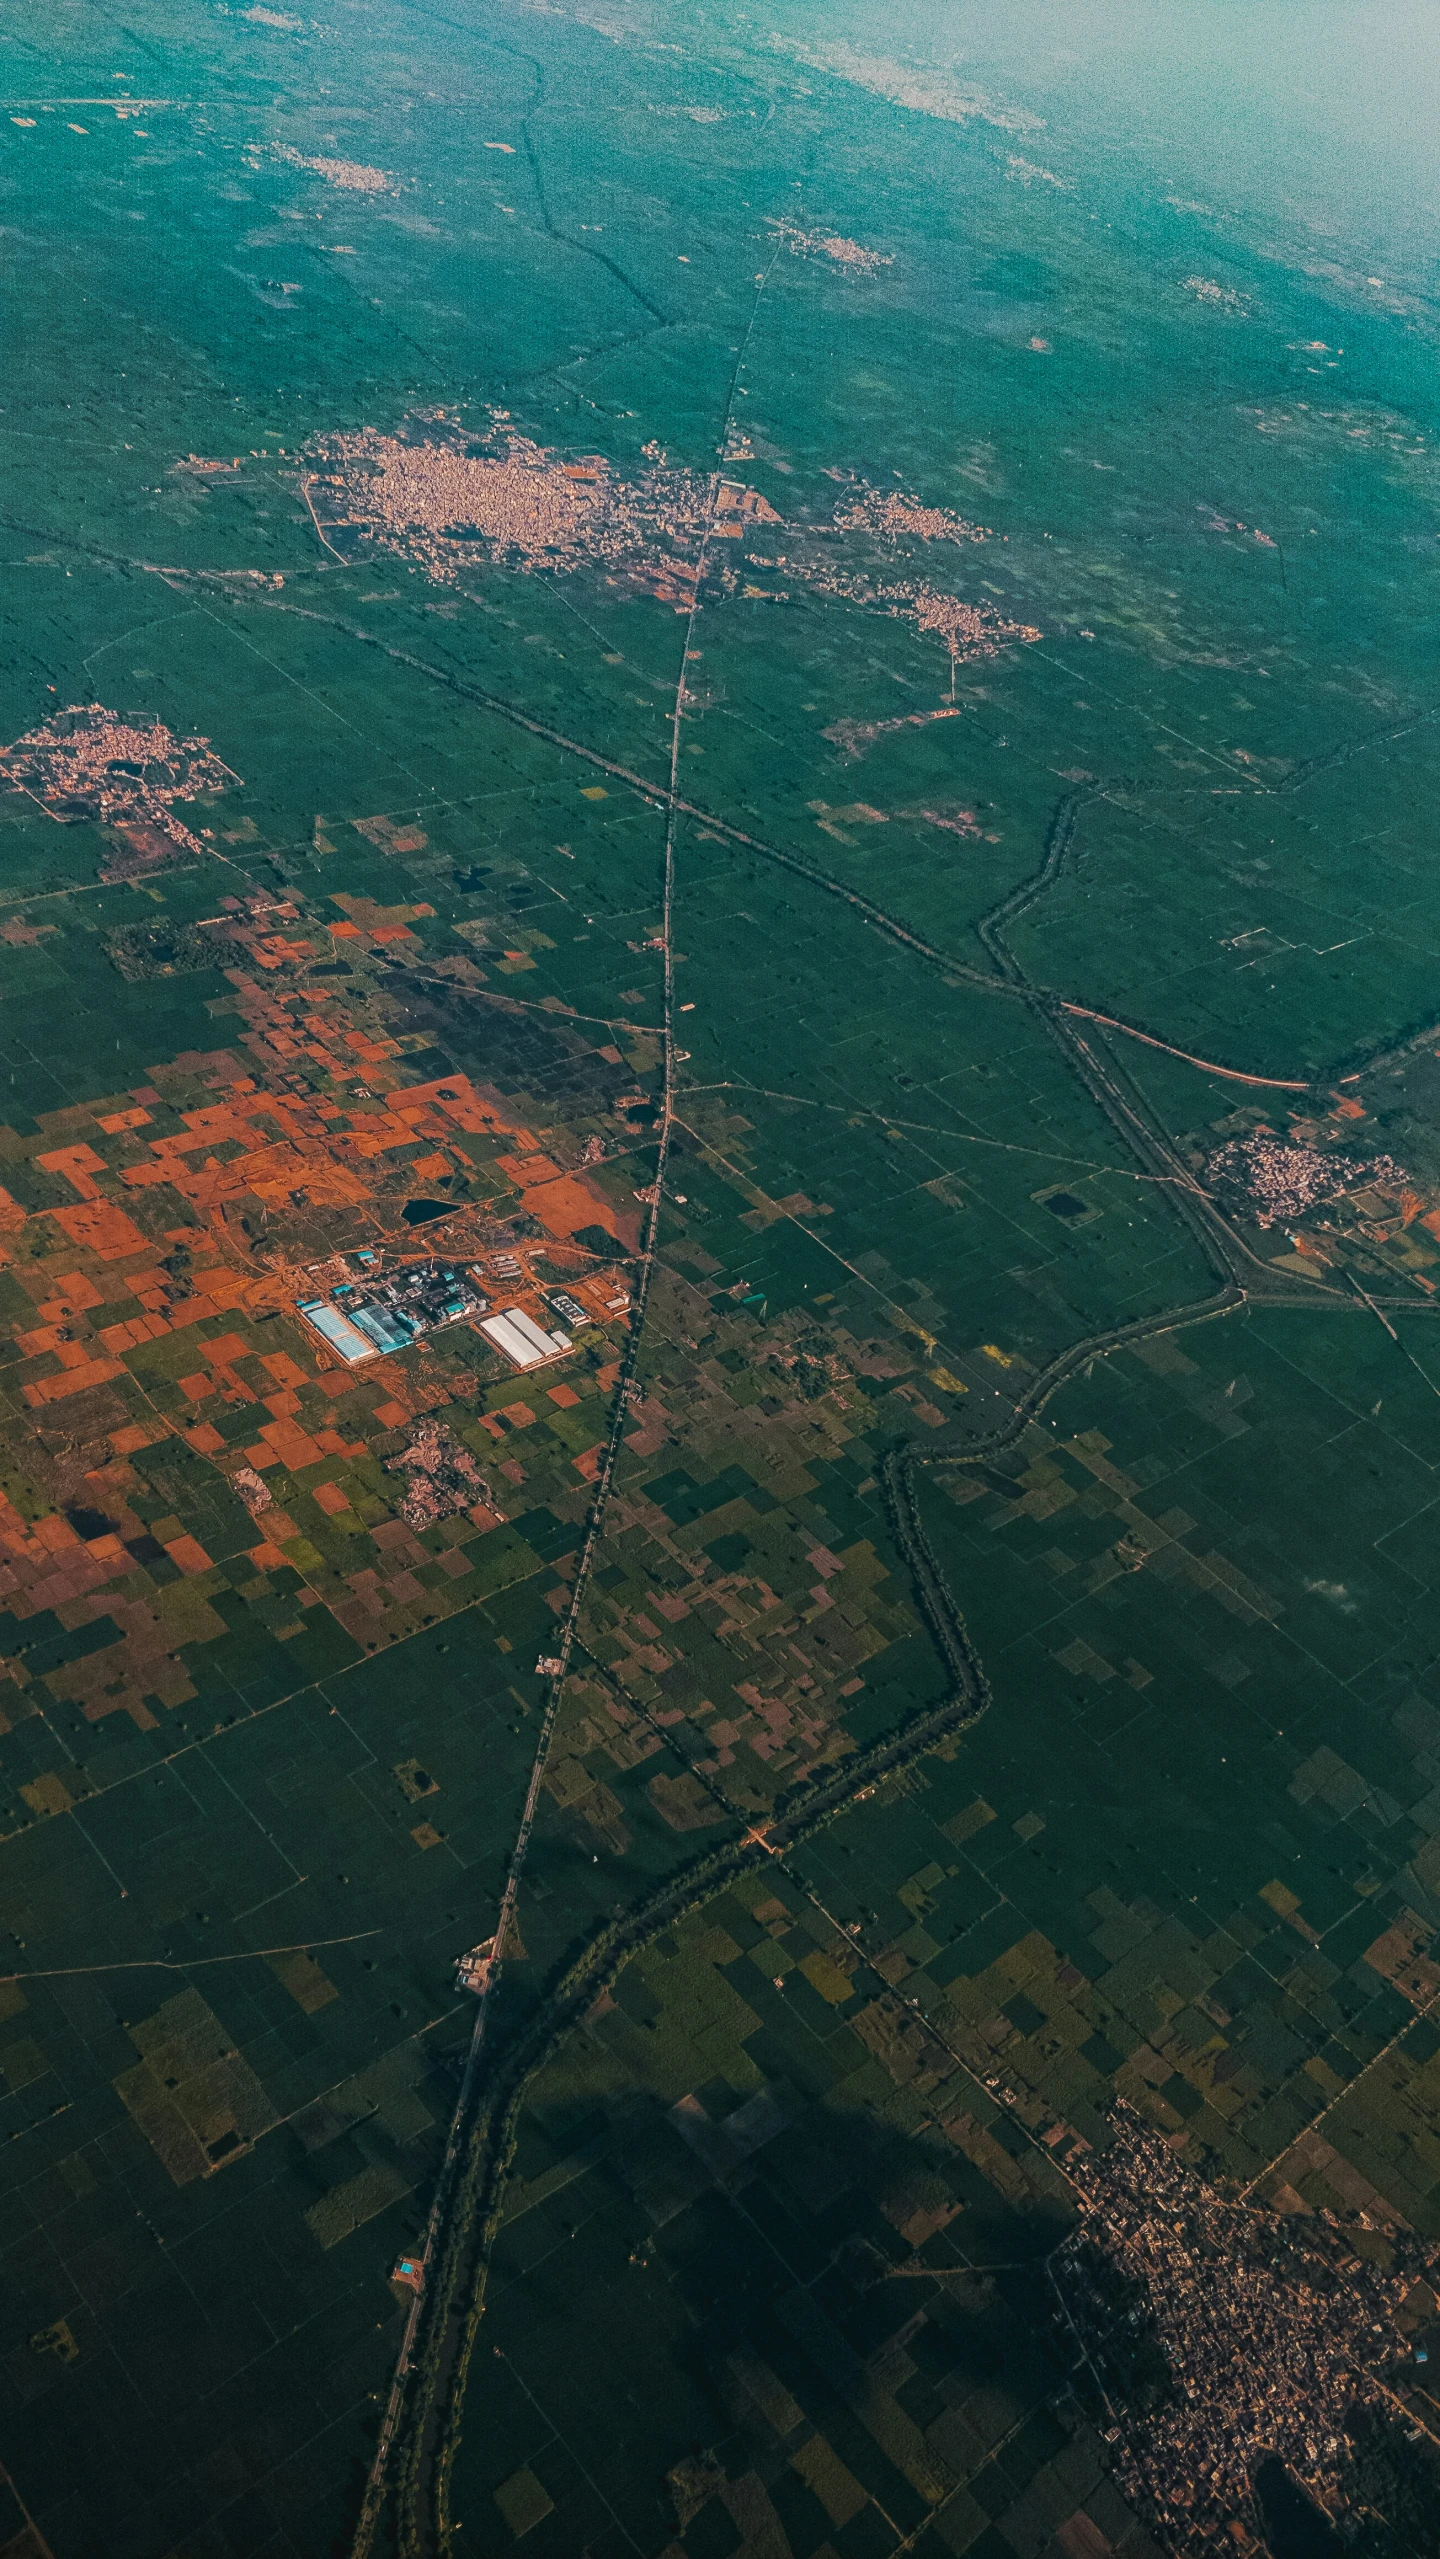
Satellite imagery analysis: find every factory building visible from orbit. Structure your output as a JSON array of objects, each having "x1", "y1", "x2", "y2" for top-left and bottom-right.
[{"x1": 478, "y1": 1306, "x2": 572, "y2": 1370}]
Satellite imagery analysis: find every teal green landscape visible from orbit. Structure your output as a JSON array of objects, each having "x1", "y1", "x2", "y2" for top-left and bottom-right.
[{"x1": 0, "y1": 4, "x2": 1439, "y2": 2557}]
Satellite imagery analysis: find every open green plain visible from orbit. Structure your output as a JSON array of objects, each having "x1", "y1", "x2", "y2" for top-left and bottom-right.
[{"x1": 1, "y1": 1, "x2": 1440, "y2": 2554}]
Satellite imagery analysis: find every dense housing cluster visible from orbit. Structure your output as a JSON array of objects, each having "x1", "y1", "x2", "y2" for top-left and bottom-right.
[
  {"x1": 1058, "y1": 2105, "x2": 1438, "y2": 2547},
  {"x1": 834, "y1": 487, "x2": 992, "y2": 544},
  {"x1": 0, "y1": 703, "x2": 236, "y2": 849},
  {"x1": 801, "y1": 564, "x2": 1041, "y2": 666},
  {"x1": 765, "y1": 215, "x2": 894, "y2": 273},
  {"x1": 1206, "y1": 1129, "x2": 1406, "y2": 1226},
  {"x1": 305, "y1": 424, "x2": 719, "y2": 595},
  {"x1": 384, "y1": 1417, "x2": 492, "y2": 1531},
  {"x1": 303, "y1": 420, "x2": 1042, "y2": 665},
  {"x1": 272, "y1": 143, "x2": 397, "y2": 193}
]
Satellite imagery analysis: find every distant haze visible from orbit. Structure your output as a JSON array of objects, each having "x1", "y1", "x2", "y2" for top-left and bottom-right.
[{"x1": 772, "y1": 0, "x2": 1440, "y2": 295}]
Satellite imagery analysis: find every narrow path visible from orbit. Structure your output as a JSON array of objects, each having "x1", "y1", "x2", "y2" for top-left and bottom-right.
[
  {"x1": 358, "y1": 754, "x2": 1429, "y2": 2545},
  {"x1": 345, "y1": 451, "x2": 1440, "y2": 2550},
  {"x1": 357, "y1": 251, "x2": 782, "y2": 2559},
  {"x1": 5, "y1": 503, "x2": 1433, "y2": 1101},
  {"x1": 397, "y1": 1274, "x2": 1247, "y2": 2549},
  {"x1": 1056, "y1": 1003, "x2": 1313, "y2": 1091},
  {"x1": 9, "y1": 322, "x2": 1436, "y2": 2559},
  {"x1": 227, "y1": 597, "x2": 1440, "y2": 1101},
  {"x1": 350, "y1": 533, "x2": 698, "y2": 2559}
]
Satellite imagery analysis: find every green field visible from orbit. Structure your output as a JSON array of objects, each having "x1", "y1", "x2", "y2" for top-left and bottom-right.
[{"x1": 1, "y1": 2, "x2": 1440, "y2": 2554}]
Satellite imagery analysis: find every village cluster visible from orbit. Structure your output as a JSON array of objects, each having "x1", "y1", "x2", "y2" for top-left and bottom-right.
[
  {"x1": 302, "y1": 417, "x2": 1043, "y2": 669},
  {"x1": 1058, "y1": 2106, "x2": 1438, "y2": 2547}
]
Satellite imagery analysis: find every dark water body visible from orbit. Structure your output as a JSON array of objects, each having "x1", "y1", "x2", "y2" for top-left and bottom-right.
[{"x1": 1253, "y1": 2458, "x2": 1346, "y2": 2559}]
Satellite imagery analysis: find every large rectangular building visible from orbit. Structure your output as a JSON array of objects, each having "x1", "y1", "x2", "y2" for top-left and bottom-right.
[
  {"x1": 478, "y1": 1306, "x2": 572, "y2": 1370},
  {"x1": 298, "y1": 1300, "x2": 381, "y2": 1364}
]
